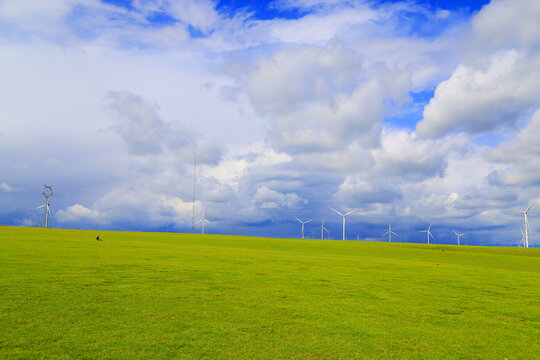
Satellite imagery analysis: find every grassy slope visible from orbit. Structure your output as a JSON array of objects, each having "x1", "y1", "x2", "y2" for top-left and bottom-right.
[{"x1": 0, "y1": 226, "x2": 538, "y2": 359}]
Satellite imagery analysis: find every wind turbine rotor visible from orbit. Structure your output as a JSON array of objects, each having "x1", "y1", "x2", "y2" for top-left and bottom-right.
[{"x1": 420, "y1": 224, "x2": 433, "y2": 244}]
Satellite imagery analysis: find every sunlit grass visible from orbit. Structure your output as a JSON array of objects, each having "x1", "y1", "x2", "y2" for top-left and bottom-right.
[{"x1": 1, "y1": 226, "x2": 539, "y2": 359}]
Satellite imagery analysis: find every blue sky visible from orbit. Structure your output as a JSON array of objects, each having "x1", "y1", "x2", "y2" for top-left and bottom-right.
[
  {"x1": 1, "y1": 0, "x2": 540, "y2": 246},
  {"x1": 103, "y1": 0, "x2": 491, "y2": 20}
]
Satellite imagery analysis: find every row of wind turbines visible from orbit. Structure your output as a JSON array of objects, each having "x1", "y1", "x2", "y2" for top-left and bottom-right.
[
  {"x1": 296, "y1": 207, "x2": 469, "y2": 244},
  {"x1": 297, "y1": 215, "x2": 467, "y2": 245},
  {"x1": 417, "y1": 223, "x2": 464, "y2": 245},
  {"x1": 294, "y1": 200, "x2": 537, "y2": 247},
  {"x1": 36, "y1": 182, "x2": 535, "y2": 247},
  {"x1": 296, "y1": 207, "x2": 357, "y2": 241}
]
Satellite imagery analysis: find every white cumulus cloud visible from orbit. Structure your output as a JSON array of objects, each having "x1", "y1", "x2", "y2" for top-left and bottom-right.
[{"x1": 56, "y1": 204, "x2": 105, "y2": 223}]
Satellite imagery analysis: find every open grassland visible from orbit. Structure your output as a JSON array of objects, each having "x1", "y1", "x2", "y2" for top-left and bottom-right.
[{"x1": 0, "y1": 226, "x2": 539, "y2": 359}]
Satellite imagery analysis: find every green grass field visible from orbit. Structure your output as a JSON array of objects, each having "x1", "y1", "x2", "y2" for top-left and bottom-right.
[{"x1": 1, "y1": 226, "x2": 539, "y2": 359}]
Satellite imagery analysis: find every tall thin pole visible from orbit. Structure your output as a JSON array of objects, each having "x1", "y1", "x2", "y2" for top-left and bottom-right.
[
  {"x1": 45, "y1": 204, "x2": 49, "y2": 228},
  {"x1": 524, "y1": 213, "x2": 529, "y2": 248},
  {"x1": 342, "y1": 216, "x2": 346, "y2": 240},
  {"x1": 192, "y1": 157, "x2": 197, "y2": 232}
]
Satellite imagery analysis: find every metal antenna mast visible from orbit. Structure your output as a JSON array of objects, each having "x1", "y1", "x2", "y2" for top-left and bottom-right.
[
  {"x1": 37, "y1": 184, "x2": 53, "y2": 228},
  {"x1": 192, "y1": 156, "x2": 197, "y2": 232}
]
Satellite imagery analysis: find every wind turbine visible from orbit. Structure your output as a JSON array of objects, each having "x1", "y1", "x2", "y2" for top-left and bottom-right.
[
  {"x1": 330, "y1": 207, "x2": 358, "y2": 240},
  {"x1": 296, "y1": 218, "x2": 312, "y2": 239},
  {"x1": 314, "y1": 218, "x2": 330, "y2": 240},
  {"x1": 36, "y1": 184, "x2": 53, "y2": 228},
  {"x1": 419, "y1": 223, "x2": 434, "y2": 244},
  {"x1": 453, "y1": 230, "x2": 465, "y2": 246},
  {"x1": 519, "y1": 228, "x2": 525, "y2": 247},
  {"x1": 520, "y1": 199, "x2": 536, "y2": 248},
  {"x1": 383, "y1": 223, "x2": 398, "y2": 242},
  {"x1": 196, "y1": 209, "x2": 210, "y2": 234}
]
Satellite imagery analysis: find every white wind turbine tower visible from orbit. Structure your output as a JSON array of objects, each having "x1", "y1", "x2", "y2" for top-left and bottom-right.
[
  {"x1": 383, "y1": 223, "x2": 398, "y2": 242},
  {"x1": 453, "y1": 230, "x2": 465, "y2": 246},
  {"x1": 520, "y1": 199, "x2": 536, "y2": 248},
  {"x1": 196, "y1": 209, "x2": 210, "y2": 234},
  {"x1": 419, "y1": 223, "x2": 434, "y2": 244},
  {"x1": 314, "y1": 218, "x2": 330, "y2": 240},
  {"x1": 296, "y1": 218, "x2": 312, "y2": 239},
  {"x1": 36, "y1": 184, "x2": 53, "y2": 228},
  {"x1": 330, "y1": 207, "x2": 358, "y2": 240}
]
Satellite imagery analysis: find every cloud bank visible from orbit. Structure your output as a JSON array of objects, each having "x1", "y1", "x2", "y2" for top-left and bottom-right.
[{"x1": 1, "y1": 0, "x2": 539, "y2": 246}]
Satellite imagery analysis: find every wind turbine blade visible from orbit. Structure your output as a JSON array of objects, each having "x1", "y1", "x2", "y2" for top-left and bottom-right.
[
  {"x1": 453, "y1": 230, "x2": 458, "y2": 236},
  {"x1": 383, "y1": 231, "x2": 389, "y2": 236},
  {"x1": 306, "y1": 219, "x2": 312, "y2": 223},
  {"x1": 419, "y1": 230, "x2": 427, "y2": 233},
  {"x1": 345, "y1": 209, "x2": 358, "y2": 216},
  {"x1": 329, "y1": 207, "x2": 343, "y2": 216},
  {"x1": 392, "y1": 231, "x2": 399, "y2": 236},
  {"x1": 35, "y1": 205, "x2": 46, "y2": 209},
  {"x1": 296, "y1": 217, "x2": 302, "y2": 223},
  {"x1": 428, "y1": 223, "x2": 432, "y2": 231},
  {"x1": 526, "y1": 199, "x2": 538, "y2": 213}
]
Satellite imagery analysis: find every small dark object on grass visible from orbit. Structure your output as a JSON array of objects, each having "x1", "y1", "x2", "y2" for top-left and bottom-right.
[{"x1": 96, "y1": 235, "x2": 102, "y2": 241}]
